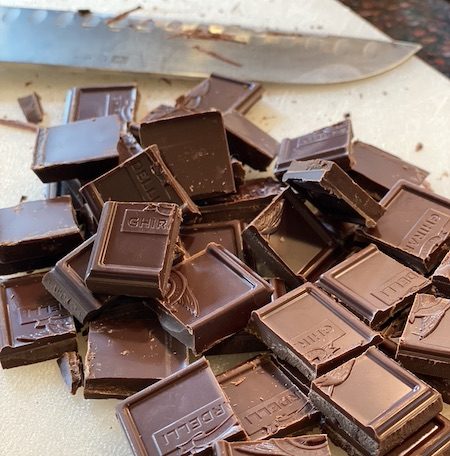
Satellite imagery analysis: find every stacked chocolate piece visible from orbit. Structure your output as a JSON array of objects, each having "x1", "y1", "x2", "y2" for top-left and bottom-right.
[{"x1": 1, "y1": 74, "x2": 449, "y2": 456}]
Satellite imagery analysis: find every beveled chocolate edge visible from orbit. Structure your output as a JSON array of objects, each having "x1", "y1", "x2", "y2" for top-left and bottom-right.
[
  {"x1": 311, "y1": 347, "x2": 443, "y2": 439},
  {"x1": 318, "y1": 244, "x2": 431, "y2": 327}
]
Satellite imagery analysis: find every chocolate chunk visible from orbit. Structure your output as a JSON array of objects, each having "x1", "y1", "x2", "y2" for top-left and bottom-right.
[
  {"x1": 360, "y1": 180, "x2": 450, "y2": 274},
  {"x1": 32, "y1": 115, "x2": 121, "y2": 183},
  {"x1": 268, "y1": 277, "x2": 288, "y2": 301},
  {"x1": 80, "y1": 145, "x2": 200, "y2": 221},
  {"x1": 217, "y1": 355, "x2": 320, "y2": 440},
  {"x1": 17, "y1": 92, "x2": 44, "y2": 124},
  {"x1": 0, "y1": 196, "x2": 82, "y2": 268},
  {"x1": 140, "y1": 111, "x2": 235, "y2": 200},
  {"x1": 249, "y1": 282, "x2": 381, "y2": 380},
  {"x1": 63, "y1": 84, "x2": 137, "y2": 129},
  {"x1": 57, "y1": 351, "x2": 83, "y2": 395},
  {"x1": 432, "y1": 251, "x2": 450, "y2": 297},
  {"x1": 397, "y1": 294, "x2": 450, "y2": 378},
  {"x1": 310, "y1": 347, "x2": 443, "y2": 455},
  {"x1": 198, "y1": 178, "x2": 283, "y2": 223},
  {"x1": 243, "y1": 189, "x2": 336, "y2": 287},
  {"x1": 223, "y1": 110, "x2": 279, "y2": 171},
  {"x1": 0, "y1": 272, "x2": 77, "y2": 369},
  {"x1": 349, "y1": 141, "x2": 429, "y2": 200},
  {"x1": 117, "y1": 132, "x2": 143, "y2": 163},
  {"x1": 176, "y1": 73, "x2": 263, "y2": 114},
  {"x1": 318, "y1": 244, "x2": 431, "y2": 329},
  {"x1": 283, "y1": 159, "x2": 385, "y2": 228},
  {"x1": 230, "y1": 158, "x2": 246, "y2": 188},
  {"x1": 42, "y1": 236, "x2": 119, "y2": 324},
  {"x1": 86, "y1": 202, "x2": 181, "y2": 298},
  {"x1": 274, "y1": 119, "x2": 353, "y2": 178},
  {"x1": 116, "y1": 357, "x2": 245, "y2": 456},
  {"x1": 214, "y1": 435, "x2": 331, "y2": 456},
  {"x1": 180, "y1": 220, "x2": 243, "y2": 259},
  {"x1": 84, "y1": 307, "x2": 188, "y2": 399},
  {"x1": 155, "y1": 243, "x2": 273, "y2": 354}
]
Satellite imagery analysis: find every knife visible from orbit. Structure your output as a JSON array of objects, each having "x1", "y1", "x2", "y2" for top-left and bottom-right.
[{"x1": 0, "y1": 6, "x2": 421, "y2": 84}]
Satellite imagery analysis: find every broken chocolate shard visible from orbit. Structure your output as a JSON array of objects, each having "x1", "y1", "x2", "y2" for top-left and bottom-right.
[
  {"x1": 116, "y1": 357, "x2": 245, "y2": 456},
  {"x1": 86, "y1": 201, "x2": 181, "y2": 298},
  {"x1": 57, "y1": 351, "x2": 83, "y2": 395},
  {"x1": 0, "y1": 272, "x2": 77, "y2": 369},
  {"x1": 18, "y1": 92, "x2": 44, "y2": 124},
  {"x1": 32, "y1": 115, "x2": 121, "y2": 183},
  {"x1": 155, "y1": 243, "x2": 273, "y2": 354},
  {"x1": 140, "y1": 111, "x2": 235, "y2": 200},
  {"x1": 217, "y1": 355, "x2": 320, "y2": 440},
  {"x1": 432, "y1": 251, "x2": 450, "y2": 297},
  {"x1": 283, "y1": 159, "x2": 385, "y2": 228}
]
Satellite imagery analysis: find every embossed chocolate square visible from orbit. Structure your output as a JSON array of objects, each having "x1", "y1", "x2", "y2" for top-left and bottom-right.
[
  {"x1": 63, "y1": 84, "x2": 138, "y2": 129},
  {"x1": 116, "y1": 357, "x2": 245, "y2": 456},
  {"x1": 243, "y1": 189, "x2": 336, "y2": 288},
  {"x1": 360, "y1": 180, "x2": 450, "y2": 274},
  {"x1": 140, "y1": 111, "x2": 235, "y2": 201},
  {"x1": 155, "y1": 243, "x2": 273, "y2": 354},
  {"x1": 310, "y1": 347, "x2": 443, "y2": 455},
  {"x1": 213, "y1": 435, "x2": 331, "y2": 456},
  {"x1": 397, "y1": 294, "x2": 450, "y2": 379},
  {"x1": 249, "y1": 282, "x2": 381, "y2": 381},
  {"x1": 217, "y1": 355, "x2": 320, "y2": 440},
  {"x1": 318, "y1": 244, "x2": 431, "y2": 329},
  {"x1": 0, "y1": 272, "x2": 77, "y2": 369},
  {"x1": 86, "y1": 201, "x2": 182, "y2": 298},
  {"x1": 175, "y1": 74, "x2": 263, "y2": 114}
]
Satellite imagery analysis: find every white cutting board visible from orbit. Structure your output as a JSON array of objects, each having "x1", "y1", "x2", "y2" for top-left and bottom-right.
[{"x1": 0, "y1": 1, "x2": 449, "y2": 455}]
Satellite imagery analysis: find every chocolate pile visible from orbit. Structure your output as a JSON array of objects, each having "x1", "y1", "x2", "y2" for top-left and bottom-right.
[{"x1": 1, "y1": 74, "x2": 449, "y2": 456}]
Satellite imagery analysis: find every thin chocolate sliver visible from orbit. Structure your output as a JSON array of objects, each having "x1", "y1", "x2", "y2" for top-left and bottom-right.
[
  {"x1": 57, "y1": 351, "x2": 83, "y2": 395},
  {"x1": 18, "y1": 92, "x2": 44, "y2": 124}
]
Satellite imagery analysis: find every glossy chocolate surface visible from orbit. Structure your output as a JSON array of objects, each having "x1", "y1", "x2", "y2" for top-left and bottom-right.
[
  {"x1": 0, "y1": 272, "x2": 77, "y2": 368},
  {"x1": 86, "y1": 201, "x2": 181, "y2": 298},
  {"x1": 155, "y1": 243, "x2": 273, "y2": 354},
  {"x1": 32, "y1": 115, "x2": 121, "y2": 182},
  {"x1": 250, "y1": 282, "x2": 381, "y2": 380},
  {"x1": 318, "y1": 244, "x2": 431, "y2": 328},
  {"x1": 140, "y1": 111, "x2": 235, "y2": 200},
  {"x1": 361, "y1": 180, "x2": 450, "y2": 273},
  {"x1": 217, "y1": 355, "x2": 320, "y2": 440},
  {"x1": 116, "y1": 357, "x2": 245, "y2": 456}
]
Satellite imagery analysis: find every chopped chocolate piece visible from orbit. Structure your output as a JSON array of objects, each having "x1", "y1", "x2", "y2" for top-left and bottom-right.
[
  {"x1": 397, "y1": 294, "x2": 450, "y2": 378},
  {"x1": 86, "y1": 202, "x2": 181, "y2": 298},
  {"x1": 274, "y1": 119, "x2": 353, "y2": 178},
  {"x1": 43, "y1": 236, "x2": 119, "y2": 324},
  {"x1": 0, "y1": 117, "x2": 38, "y2": 132},
  {"x1": 205, "y1": 330, "x2": 267, "y2": 356},
  {"x1": 432, "y1": 251, "x2": 450, "y2": 297},
  {"x1": 360, "y1": 180, "x2": 450, "y2": 274},
  {"x1": 0, "y1": 196, "x2": 82, "y2": 267},
  {"x1": 283, "y1": 159, "x2": 385, "y2": 228},
  {"x1": 176, "y1": 74, "x2": 263, "y2": 114},
  {"x1": 32, "y1": 115, "x2": 121, "y2": 183},
  {"x1": 214, "y1": 435, "x2": 331, "y2": 456},
  {"x1": 198, "y1": 178, "x2": 283, "y2": 223},
  {"x1": 217, "y1": 355, "x2": 320, "y2": 440},
  {"x1": 243, "y1": 189, "x2": 336, "y2": 287},
  {"x1": 180, "y1": 220, "x2": 243, "y2": 259},
  {"x1": 421, "y1": 376, "x2": 450, "y2": 404},
  {"x1": 268, "y1": 277, "x2": 287, "y2": 301},
  {"x1": 84, "y1": 308, "x2": 188, "y2": 399},
  {"x1": 349, "y1": 141, "x2": 429, "y2": 200},
  {"x1": 310, "y1": 347, "x2": 443, "y2": 456},
  {"x1": 324, "y1": 414, "x2": 450, "y2": 456},
  {"x1": 139, "y1": 104, "x2": 192, "y2": 123},
  {"x1": 231, "y1": 158, "x2": 246, "y2": 188},
  {"x1": 116, "y1": 357, "x2": 245, "y2": 456},
  {"x1": 17, "y1": 92, "x2": 44, "y2": 124},
  {"x1": 140, "y1": 111, "x2": 235, "y2": 200},
  {"x1": 318, "y1": 244, "x2": 431, "y2": 329},
  {"x1": 80, "y1": 145, "x2": 200, "y2": 221},
  {"x1": 57, "y1": 351, "x2": 83, "y2": 395},
  {"x1": 155, "y1": 243, "x2": 273, "y2": 354},
  {"x1": 63, "y1": 84, "x2": 137, "y2": 128},
  {"x1": 117, "y1": 132, "x2": 143, "y2": 163},
  {"x1": 223, "y1": 110, "x2": 279, "y2": 171},
  {"x1": 249, "y1": 282, "x2": 381, "y2": 381},
  {"x1": 0, "y1": 272, "x2": 77, "y2": 369}
]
